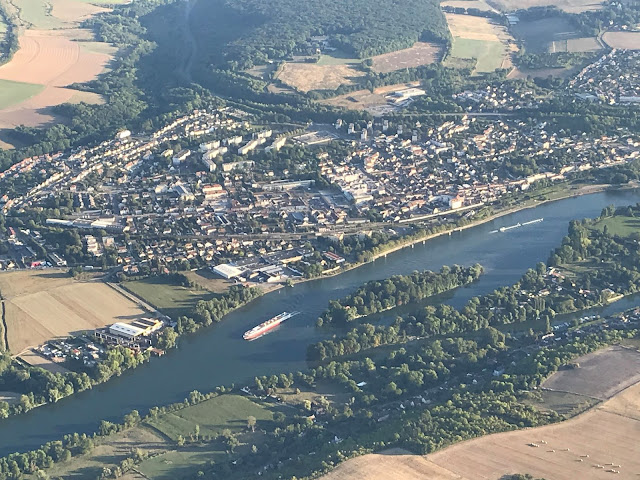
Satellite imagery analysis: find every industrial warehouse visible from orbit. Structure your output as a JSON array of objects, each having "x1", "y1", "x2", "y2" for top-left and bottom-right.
[{"x1": 95, "y1": 318, "x2": 164, "y2": 348}]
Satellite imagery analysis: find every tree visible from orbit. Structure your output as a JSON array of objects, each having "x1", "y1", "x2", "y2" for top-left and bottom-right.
[{"x1": 247, "y1": 416, "x2": 256, "y2": 432}]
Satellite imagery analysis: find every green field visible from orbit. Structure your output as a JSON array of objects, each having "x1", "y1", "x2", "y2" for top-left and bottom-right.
[
  {"x1": 591, "y1": 215, "x2": 640, "y2": 238},
  {"x1": 0, "y1": 79, "x2": 45, "y2": 109},
  {"x1": 124, "y1": 278, "x2": 216, "y2": 318},
  {"x1": 449, "y1": 37, "x2": 506, "y2": 72},
  {"x1": 146, "y1": 394, "x2": 275, "y2": 441},
  {"x1": 18, "y1": 0, "x2": 62, "y2": 29},
  {"x1": 138, "y1": 446, "x2": 227, "y2": 480},
  {"x1": 524, "y1": 390, "x2": 600, "y2": 418},
  {"x1": 316, "y1": 50, "x2": 361, "y2": 66}
]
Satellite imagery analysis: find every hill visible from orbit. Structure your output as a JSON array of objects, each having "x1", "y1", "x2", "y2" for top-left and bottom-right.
[{"x1": 190, "y1": 0, "x2": 450, "y2": 71}]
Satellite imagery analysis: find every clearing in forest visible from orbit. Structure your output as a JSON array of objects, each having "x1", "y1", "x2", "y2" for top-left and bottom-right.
[
  {"x1": 445, "y1": 13, "x2": 515, "y2": 72},
  {"x1": 370, "y1": 42, "x2": 443, "y2": 73},
  {"x1": 275, "y1": 62, "x2": 365, "y2": 93}
]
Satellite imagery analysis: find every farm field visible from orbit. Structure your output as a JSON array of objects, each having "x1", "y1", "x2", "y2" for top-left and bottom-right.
[
  {"x1": 145, "y1": 394, "x2": 274, "y2": 441},
  {"x1": 489, "y1": 0, "x2": 603, "y2": 13},
  {"x1": 275, "y1": 62, "x2": 364, "y2": 92},
  {"x1": 445, "y1": 13, "x2": 514, "y2": 72},
  {"x1": 321, "y1": 381, "x2": 640, "y2": 480},
  {"x1": 123, "y1": 278, "x2": 216, "y2": 319},
  {"x1": 0, "y1": 270, "x2": 148, "y2": 353},
  {"x1": 590, "y1": 213, "x2": 640, "y2": 238},
  {"x1": 0, "y1": 0, "x2": 117, "y2": 143},
  {"x1": 370, "y1": 42, "x2": 443, "y2": 73},
  {"x1": 512, "y1": 17, "x2": 580, "y2": 54},
  {"x1": 603, "y1": 31, "x2": 640, "y2": 49},
  {"x1": 0, "y1": 79, "x2": 44, "y2": 109},
  {"x1": 552, "y1": 36, "x2": 603, "y2": 53},
  {"x1": 541, "y1": 345, "x2": 640, "y2": 400}
]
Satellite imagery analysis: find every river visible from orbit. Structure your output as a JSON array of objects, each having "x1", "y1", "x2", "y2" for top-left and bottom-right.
[{"x1": 2, "y1": 189, "x2": 640, "y2": 455}]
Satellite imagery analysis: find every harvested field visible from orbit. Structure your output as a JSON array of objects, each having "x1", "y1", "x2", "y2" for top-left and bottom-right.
[
  {"x1": 490, "y1": 0, "x2": 603, "y2": 13},
  {"x1": 552, "y1": 36, "x2": 603, "y2": 53},
  {"x1": 322, "y1": 382, "x2": 640, "y2": 480},
  {"x1": 371, "y1": 42, "x2": 443, "y2": 73},
  {"x1": 0, "y1": 0, "x2": 116, "y2": 136},
  {"x1": 508, "y1": 65, "x2": 580, "y2": 79},
  {"x1": 541, "y1": 345, "x2": 640, "y2": 400},
  {"x1": 276, "y1": 62, "x2": 364, "y2": 92},
  {"x1": 322, "y1": 449, "x2": 460, "y2": 480},
  {"x1": 445, "y1": 13, "x2": 515, "y2": 72},
  {"x1": 603, "y1": 31, "x2": 640, "y2": 49},
  {"x1": 0, "y1": 30, "x2": 112, "y2": 86},
  {"x1": 0, "y1": 271, "x2": 148, "y2": 353}
]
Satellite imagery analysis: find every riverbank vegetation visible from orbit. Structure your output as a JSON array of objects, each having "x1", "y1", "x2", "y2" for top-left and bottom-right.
[
  {"x1": 2, "y1": 210, "x2": 639, "y2": 479},
  {"x1": 317, "y1": 264, "x2": 483, "y2": 327}
]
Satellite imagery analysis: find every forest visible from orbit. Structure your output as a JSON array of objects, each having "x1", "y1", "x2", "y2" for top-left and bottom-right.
[{"x1": 190, "y1": 0, "x2": 450, "y2": 71}]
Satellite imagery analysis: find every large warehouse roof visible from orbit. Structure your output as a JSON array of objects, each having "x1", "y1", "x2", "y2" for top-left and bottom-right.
[{"x1": 213, "y1": 263, "x2": 244, "y2": 279}]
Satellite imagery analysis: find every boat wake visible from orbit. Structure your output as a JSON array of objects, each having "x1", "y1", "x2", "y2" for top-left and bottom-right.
[{"x1": 490, "y1": 218, "x2": 543, "y2": 234}]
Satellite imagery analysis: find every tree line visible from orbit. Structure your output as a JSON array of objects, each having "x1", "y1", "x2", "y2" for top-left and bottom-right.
[{"x1": 317, "y1": 264, "x2": 483, "y2": 327}]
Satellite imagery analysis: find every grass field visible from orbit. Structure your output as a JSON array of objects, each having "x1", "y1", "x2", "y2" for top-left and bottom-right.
[
  {"x1": 124, "y1": 278, "x2": 216, "y2": 319},
  {"x1": 316, "y1": 50, "x2": 360, "y2": 66},
  {"x1": 524, "y1": 390, "x2": 600, "y2": 417},
  {"x1": 26, "y1": 426, "x2": 167, "y2": 480},
  {"x1": 445, "y1": 13, "x2": 514, "y2": 73},
  {"x1": 0, "y1": 79, "x2": 45, "y2": 109},
  {"x1": 276, "y1": 62, "x2": 364, "y2": 92},
  {"x1": 602, "y1": 31, "x2": 640, "y2": 50},
  {"x1": 441, "y1": 0, "x2": 497, "y2": 11},
  {"x1": 590, "y1": 214, "x2": 640, "y2": 238},
  {"x1": 0, "y1": 270, "x2": 149, "y2": 353},
  {"x1": 146, "y1": 394, "x2": 274, "y2": 441},
  {"x1": 450, "y1": 37, "x2": 507, "y2": 72},
  {"x1": 137, "y1": 446, "x2": 227, "y2": 480},
  {"x1": 512, "y1": 17, "x2": 579, "y2": 54}
]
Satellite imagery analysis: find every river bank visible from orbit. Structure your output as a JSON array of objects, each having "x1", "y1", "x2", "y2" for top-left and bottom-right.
[
  {"x1": 0, "y1": 188, "x2": 639, "y2": 456},
  {"x1": 297, "y1": 181, "x2": 633, "y2": 286}
]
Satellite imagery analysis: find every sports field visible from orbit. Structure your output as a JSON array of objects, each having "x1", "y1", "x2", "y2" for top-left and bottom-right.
[{"x1": 0, "y1": 270, "x2": 148, "y2": 353}]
